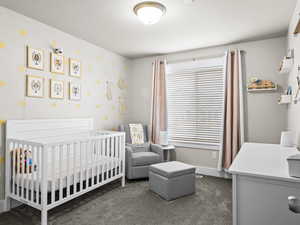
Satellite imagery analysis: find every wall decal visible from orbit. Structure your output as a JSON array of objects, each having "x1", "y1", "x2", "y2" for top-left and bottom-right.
[
  {"x1": 19, "y1": 29, "x2": 28, "y2": 36},
  {"x1": 117, "y1": 78, "x2": 127, "y2": 90},
  {"x1": 51, "y1": 53, "x2": 65, "y2": 74},
  {"x1": 26, "y1": 75, "x2": 44, "y2": 98},
  {"x1": 102, "y1": 115, "x2": 108, "y2": 121},
  {"x1": 69, "y1": 58, "x2": 81, "y2": 78},
  {"x1": 27, "y1": 46, "x2": 44, "y2": 70},
  {"x1": 50, "y1": 40, "x2": 57, "y2": 48},
  {"x1": 88, "y1": 64, "x2": 92, "y2": 72},
  {"x1": 0, "y1": 80, "x2": 6, "y2": 87},
  {"x1": 18, "y1": 65, "x2": 26, "y2": 72},
  {"x1": 50, "y1": 79, "x2": 64, "y2": 99},
  {"x1": 18, "y1": 100, "x2": 27, "y2": 107},
  {"x1": 69, "y1": 82, "x2": 81, "y2": 101},
  {"x1": 0, "y1": 42, "x2": 6, "y2": 48},
  {"x1": 106, "y1": 81, "x2": 113, "y2": 101}
]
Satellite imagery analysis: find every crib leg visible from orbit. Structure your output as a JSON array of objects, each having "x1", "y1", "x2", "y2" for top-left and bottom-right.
[
  {"x1": 122, "y1": 175, "x2": 125, "y2": 187},
  {"x1": 3, "y1": 196, "x2": 11, "y2": 212},
  {"x1": 41, "y1": 209, "x2": 48, "y2": 225}
]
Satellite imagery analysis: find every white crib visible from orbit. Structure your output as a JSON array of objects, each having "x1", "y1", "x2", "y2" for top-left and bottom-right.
[{"x1": 4, "y1": 118, "x2": 125, "y2": 225}]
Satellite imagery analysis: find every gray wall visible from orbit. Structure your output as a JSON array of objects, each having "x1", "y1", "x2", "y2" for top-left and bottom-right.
[
  {"x1": 0, "y1": 7, "x2": 131, "y2": 199},
  {"x1": 287, "y1": 0, "x2": 300, "y2": 145},
  {"x1": 127, "y1": 37, "x2": 288, "y2": 168}
]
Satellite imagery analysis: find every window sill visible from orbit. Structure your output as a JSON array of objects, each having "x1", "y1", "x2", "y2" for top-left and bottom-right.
[{"x1": 169, "y1": 141, "x2": 221, "y2": 151}]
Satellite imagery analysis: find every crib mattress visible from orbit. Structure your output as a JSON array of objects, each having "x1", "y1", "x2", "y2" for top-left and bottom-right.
[{"x1": 14, "y1": 157, "x2": 121, "y2": 192}]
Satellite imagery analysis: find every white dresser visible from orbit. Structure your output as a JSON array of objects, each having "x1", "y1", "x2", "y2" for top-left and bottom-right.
[{"x1": 229, "y1": 143, "x2": 300, "y2": 225}]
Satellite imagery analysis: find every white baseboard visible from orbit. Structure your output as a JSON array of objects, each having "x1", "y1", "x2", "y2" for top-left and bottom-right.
[
  {"x1": 0, "y1": 200, "x2": 5, "y2": 213},
  {"x1": 196, "y1": 166, "x2": 231, "y2": 179}
]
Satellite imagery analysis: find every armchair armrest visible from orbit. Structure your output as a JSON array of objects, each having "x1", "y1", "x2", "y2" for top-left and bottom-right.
[
  {"x1": 150, "y1": 144, "x2": 164, "y2": 162},
  {"x1": 125, "y1": 146, "x2": 133, "y2": 166}
]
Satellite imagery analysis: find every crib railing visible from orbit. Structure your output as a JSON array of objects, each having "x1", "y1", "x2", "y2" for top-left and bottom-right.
[{"x1": 5, "y1": 132, "x2": 125, "y2": 212}]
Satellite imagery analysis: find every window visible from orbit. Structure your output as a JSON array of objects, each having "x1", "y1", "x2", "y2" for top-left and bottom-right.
[{"x1": 166, "y1": 57, "x2": 225, "y2": 150}]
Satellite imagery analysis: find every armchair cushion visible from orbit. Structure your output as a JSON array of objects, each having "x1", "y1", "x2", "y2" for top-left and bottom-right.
[
  {"x1": 127, "y1": 143, "x2": 150, "y2": 153},
  {"x1": 131, "y1": 152, "x2": 161, "y2": 166}
]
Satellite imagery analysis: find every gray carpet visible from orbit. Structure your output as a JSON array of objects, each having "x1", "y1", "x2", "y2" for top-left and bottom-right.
[{"x1": 0, "y1": 176, "x2": 232, "y2": 225}]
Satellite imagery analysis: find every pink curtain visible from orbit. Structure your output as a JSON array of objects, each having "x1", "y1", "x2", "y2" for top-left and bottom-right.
[
  {"x1": 222, "y1": 50, "x2": 243, "y2": 169},
  {"x1": 150, "y1": 59, "x2": 167, "y2": 144}
]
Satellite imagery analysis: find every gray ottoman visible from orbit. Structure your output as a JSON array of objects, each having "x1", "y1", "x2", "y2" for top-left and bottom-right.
[{"x1": 149, "y1": 161, "x2": 196, "y2": 200}]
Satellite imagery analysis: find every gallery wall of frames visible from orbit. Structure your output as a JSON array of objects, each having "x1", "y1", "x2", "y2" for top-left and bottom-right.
[{"x1": 26, "y1": 46, "x2": 82, "y2": 100}]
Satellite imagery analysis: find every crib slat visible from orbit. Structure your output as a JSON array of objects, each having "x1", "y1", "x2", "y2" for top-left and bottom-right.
[
  {"x1": 111, "y1": 137, "x2": 115, "y2": 177},
  {"x1": 26, "y1": 144, "x2": 30, "y2": 200},
  {"x1": 80, "y1": 142, "x2": 83, "y2": 191},
  {"x1": 31, "y1": 145, "x2": 36, "y2": 203},
  {"x1": 116, "y1": 136, "x2": 120, "y2": 175},
  {"x1": 16, "y1": 144, "x2": 20, "y2": 196},
  {"x1": 84, "y1": 141, "x2": 88, "y2": 189},
  {"x1": 51, "y1": 146, "x2": 56, "y2": 204},
  {"x1": 36, "y1": 147, "x2": 41, "y2": 204},
  {"x1": 73, "y1": 142, "x2": 77, "y2": 194},
  {"x1": 20, "y1": 144, "x2": 25, "y2": 198},
  {"x1": 91, "y1": 141, "x2": 94, "y2": 187},
  {"x1": 106, "y1": 138, "x2": 110, "y2": 179},
  {"x1": 95, "y1": 140, "x2": 99, "y2": 185},
  {"x1": 66, "y1": 144, "x2": 70, "y2": 197},
  {"x1": 12, "y1": 142, "x2": 17, "y2": 195},
  {"x1": 59, "y1": 145, "x2": 63, "y2": 200},
  {"x1": 102, "y1": 139, "x2": 105, "y2": 181}
]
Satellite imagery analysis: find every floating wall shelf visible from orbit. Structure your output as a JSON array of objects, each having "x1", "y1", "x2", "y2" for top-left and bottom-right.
[{"x1": 247, "y1": 85, "x2": 278, "y2": 93}]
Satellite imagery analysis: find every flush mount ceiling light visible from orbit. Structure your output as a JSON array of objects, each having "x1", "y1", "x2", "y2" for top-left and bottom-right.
[{"x1": 133, "y1": 1, "x2": 166, "y2": 25}]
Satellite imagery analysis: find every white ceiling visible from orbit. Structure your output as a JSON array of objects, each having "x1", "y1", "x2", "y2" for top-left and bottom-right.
[{"x1": 0, "y1": 0, "x2": 297, "y2": 58}]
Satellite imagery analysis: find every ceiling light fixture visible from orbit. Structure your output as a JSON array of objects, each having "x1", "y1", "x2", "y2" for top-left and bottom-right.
[{"x1": 133, "y1": 1, "x2": 166, "y2": 25}]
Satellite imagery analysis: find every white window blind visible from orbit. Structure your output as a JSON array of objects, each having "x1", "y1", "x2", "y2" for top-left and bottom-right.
[{"x1": 166, "y1": 57, "x2": 225, "y2": 150}]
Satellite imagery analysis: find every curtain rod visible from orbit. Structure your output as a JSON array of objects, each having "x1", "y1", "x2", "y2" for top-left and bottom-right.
[
  {"x1": 166, "y1": 53, "x2": 225, "y2": 64},
  {"x1": 153, "y1": 50, "x2": 245, "y2": 65}
]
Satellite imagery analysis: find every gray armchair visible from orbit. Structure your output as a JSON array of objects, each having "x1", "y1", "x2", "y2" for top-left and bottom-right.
[{"x1": 119, "y1": 124, "x2": 164, "y2": 179}]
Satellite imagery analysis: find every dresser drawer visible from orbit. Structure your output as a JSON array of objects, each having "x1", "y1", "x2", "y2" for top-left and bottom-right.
[{"x1": 234, "y1": 175, "x2": 300, "y2": 225}]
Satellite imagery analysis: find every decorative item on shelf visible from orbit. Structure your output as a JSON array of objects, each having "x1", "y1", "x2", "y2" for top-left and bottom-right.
[
  {"x1": 294, "y1": 75, "x2": 300, "y2": 104},
  {"x1": 278, "y1": 86, "x2": 293, "y2": 104},
  {"x1": 278, "y1": 95, "x2": 292, "y2": 104},
  {"x1": 278, "y1": 49, "x2": 294, "y2": 74},
  {"x1": 26, "y1": 75, "x2": 44, "y2": 98},
  {"x1": 247, "y1": 77, "x2": 277, "y2": 92},
  {"x1": 27, "y1": 46, "x2": 44, "y2": 70},
  {"x1": 50, "y1": 52, "x2": 65, "y2": 74}
]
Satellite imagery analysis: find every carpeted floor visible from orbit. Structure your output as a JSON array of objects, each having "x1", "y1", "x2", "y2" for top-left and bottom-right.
[{"x1": 0, "y1": 176, "x2": 232, "y2": 225}]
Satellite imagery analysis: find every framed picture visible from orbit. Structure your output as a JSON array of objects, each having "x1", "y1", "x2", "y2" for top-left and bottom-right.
[
  {"x1": 50, "y1": 79, "x2": 64, "y2": 99},
  {"x1": 50, "y1": 53, "x2": 64, "y2": 74},
  {"x1": 69, "y1": 82, "x2": 81, "y2": 101},
  {"x1": 26, "y1": 75, "x2": 44, "y2": 98},
  {"x1": 27, "y1": 46, "x2": 44, "y2": 70},
  {"x1": 69, "y1": 58, "x2": 81, "y2": 78}
]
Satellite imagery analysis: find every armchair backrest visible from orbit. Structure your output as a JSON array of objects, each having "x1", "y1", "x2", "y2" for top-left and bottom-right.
[{"x1": 119, "y1": 124, "x2": 149, "y2": 144}]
